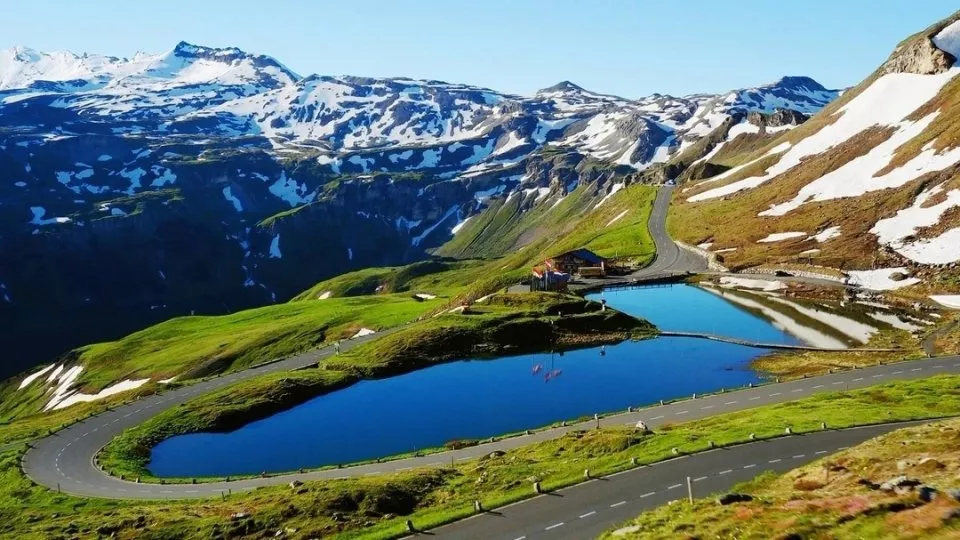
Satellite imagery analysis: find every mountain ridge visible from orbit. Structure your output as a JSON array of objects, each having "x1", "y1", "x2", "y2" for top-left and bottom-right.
[{"x1": 0, "y1": 40, "x2": 840, "y2": 376}]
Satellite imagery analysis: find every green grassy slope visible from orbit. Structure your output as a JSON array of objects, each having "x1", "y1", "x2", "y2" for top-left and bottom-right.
[
  {"x1": 605, "y1": 415, "x2": 960, "y2": 539},
  {"x1": 0, "y1": 180, "x2": 656, "y2": 436},
  {"x1": 2, "y1": 376, "x2": 958, "y2": 539},
  {"x1": 0, "y1": 294, "x2": 442, "y2": 421},
  {"x1": 437, "y1": 183, "x2": 656, "y2": 265}
]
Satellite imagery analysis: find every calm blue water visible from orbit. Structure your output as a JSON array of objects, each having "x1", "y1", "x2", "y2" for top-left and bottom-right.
[
  {"x1": 148, "y1": 285, "x2": 795, "y2": 477},
  {"x1": 587, "y1": 285, "x2": 803, "y2": 346}
]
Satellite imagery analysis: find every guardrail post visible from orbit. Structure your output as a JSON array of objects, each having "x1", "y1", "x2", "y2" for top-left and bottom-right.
[
  {"x1": 584, "y1": 468, "x2": 590, "y2": 479},
  {"x1": 474, "y1": 500, "x2": 483, "y2": 513},
  {"x1": 406, "y1": 519, "x2": 416, "y2": 533},
  {"x1": 533, "y1": 481, "x2": 542, "y2": 494},
  {"x1": 687, "y1": 476, "x2": 693, "y2": 503}
]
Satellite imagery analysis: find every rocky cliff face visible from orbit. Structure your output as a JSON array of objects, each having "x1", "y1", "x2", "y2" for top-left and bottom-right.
[
  {"x1": 0, "y1": 41, "x2": 840, "y2": 375},
  {"x1": 881, "y1": 14, "x2": 960, "y2": 76}
]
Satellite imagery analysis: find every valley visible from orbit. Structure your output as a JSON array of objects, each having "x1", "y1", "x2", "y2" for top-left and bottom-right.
[{"x1": 3, "y1": 6, "x2": 960, "y2": 540}]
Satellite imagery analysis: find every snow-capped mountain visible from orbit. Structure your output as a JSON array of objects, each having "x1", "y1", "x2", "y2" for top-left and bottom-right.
[
  {"x1": 675, "y1": 12, "x2": 960, "y2": 289},
  {"x1": 0, "y1": 40, "x2": 839, "y2": 376}
]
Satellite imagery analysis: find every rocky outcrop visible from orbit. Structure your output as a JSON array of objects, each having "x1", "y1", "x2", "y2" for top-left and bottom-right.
[
  {"x1": 747, "y1": 108, "x2": 809, "y2": 129},
  {"x1": 882, "y1": 36, "x2": 955, "y2": 75}
]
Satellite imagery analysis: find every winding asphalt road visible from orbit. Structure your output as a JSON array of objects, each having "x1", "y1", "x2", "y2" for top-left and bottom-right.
[
  {"x1": 19, "y1": 184, "x2": 960, "y2": 540},
  {"x1": 428, "y1": 421, "x2": 930, "y2": 540},
  {"x1": 23, "y1": 354, "x2": 960, "y2": 500},
  {"x1": 634, "y1": 185, "x2": 708, "y2": 277}
]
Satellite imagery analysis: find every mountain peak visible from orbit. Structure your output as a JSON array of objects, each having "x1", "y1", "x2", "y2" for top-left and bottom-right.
[
  {"x1": 766, "y1": 75, "x2": 828, "y2": 92},
  {"x1": 171, "y1": 41, "x2": 243, "y2": 59},
  {"x1": 162, "y1": 41, "x2": 300, "y2": 83},
  {"x1": 538, "y1": 80, "x2": 586, "y2": 94}
]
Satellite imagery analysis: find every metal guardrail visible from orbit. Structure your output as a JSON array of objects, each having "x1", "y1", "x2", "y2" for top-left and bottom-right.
[{"x1": 658, "y1": 330, "x2": 902, "y2": 352}]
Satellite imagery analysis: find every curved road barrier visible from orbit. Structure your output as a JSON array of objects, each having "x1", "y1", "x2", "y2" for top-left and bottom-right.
[
  {"x1": 428, "y1": 421, "x2": 932, "y2": 539},
  {"x1": 23, "y1": 354, "x2": 960, "y2": 499}
]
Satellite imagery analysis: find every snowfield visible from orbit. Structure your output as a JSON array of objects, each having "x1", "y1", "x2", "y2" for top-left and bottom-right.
[
  {"x1": 847, "y1": 268, "x2": 920, "y2": 291},
  {"x1": 690, "y1": 67, "x2": 960, "y2": 209},
  {"x1": 930, "y1": 295, "x2": 960, "y2": 309},
  {"x1": 871, "y1": 185, "x2": 960, "y2": 264},
  {"x1": 757, "y1": 231, "x2": 806, "y2": 243}
]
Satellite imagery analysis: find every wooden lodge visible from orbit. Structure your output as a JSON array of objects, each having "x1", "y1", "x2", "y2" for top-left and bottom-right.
[{"x1": 547, "y1": 248, "x2": 607, "y2": 277}]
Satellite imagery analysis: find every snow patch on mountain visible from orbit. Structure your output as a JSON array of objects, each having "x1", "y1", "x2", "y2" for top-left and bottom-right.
[
  {"x1": 52, "y1": 378, "x2": 151, "y2": 410},
  {"x1": 757, "y1": 231, "x2": 805, "y2": 243},
  {"x1": 848, "y1": 268, "x2": 920, "y2": 291},
  {"x1": 18, "y1": 364, "x2": 55, "y2": 390},
  {"x1": 871, "y1": 185, "x2": 960, "y2": 263},
  {"x1": 29, "y1": 206, "x2": 71, "y2": 225},
  {"x1": 269, "y1": 234, "x2": 282, "y2": 258},
  {"x1": 412, "y1": 206, "x2": 459, "y2": 246},
  {"x1": 222, "y1": 186, "x2": 243, "y2": 212},
  {"x1": 268, "y1": 172, "x2": 314, "y2": 206},
  {"x1": 692, "y1": 70, "x2": 959, "y2": 207},
  {"x1": 809, "y1": 226, "x2": 841, "y2": 242},
  {"x1": 759, "y1": 69, "x2": 960, "y2": 215},
  {"x1": 933, "y1": 20, "x2": 960, "y2": 58},
  {"x1": 595, "y1": 182, "x2": 624, "y2": 208}
]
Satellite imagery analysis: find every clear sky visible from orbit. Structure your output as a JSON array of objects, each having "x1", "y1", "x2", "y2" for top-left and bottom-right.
[{"x1": 3, "y1": 1, "x2": 958, "y2": 97}]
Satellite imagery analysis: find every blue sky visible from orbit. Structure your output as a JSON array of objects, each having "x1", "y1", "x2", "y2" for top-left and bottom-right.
[{"x1": 3, "y1": 1, "x2": 957, "y2": 97}]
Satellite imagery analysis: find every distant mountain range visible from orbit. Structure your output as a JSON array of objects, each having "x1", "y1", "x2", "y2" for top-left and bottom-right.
[{"x1": 0, "y1": 40, "x2": 840, "y2": 375}]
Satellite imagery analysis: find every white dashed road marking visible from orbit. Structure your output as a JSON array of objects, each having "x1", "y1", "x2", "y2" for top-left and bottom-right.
[{"x1": 579, "y1": 511, "x2": 596, "y2": 519}]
